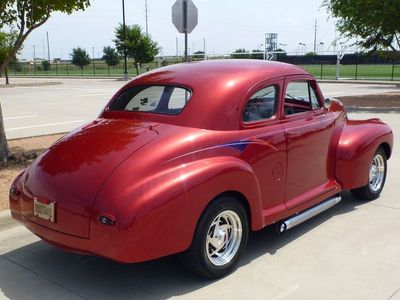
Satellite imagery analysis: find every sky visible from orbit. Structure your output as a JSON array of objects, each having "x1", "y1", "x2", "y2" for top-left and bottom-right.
[{"x1": 19, "y1": 0, "x2": 340, "y2": 60}]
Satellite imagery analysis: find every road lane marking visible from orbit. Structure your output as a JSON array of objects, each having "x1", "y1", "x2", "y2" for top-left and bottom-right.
[
  {"x1": 74, "y1": 93, "x2": 112, "y2": 97},
  {"x1": 5, "y1": 120, "x2": 84, "y2": 131},
  {"x1": 4, "y1": 115, "x2": 38, "y2": 120}
]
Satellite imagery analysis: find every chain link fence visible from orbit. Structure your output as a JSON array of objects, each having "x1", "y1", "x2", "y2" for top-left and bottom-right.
[{"x1": 7, "y1": 55, "x2": 400, "y2": 81}]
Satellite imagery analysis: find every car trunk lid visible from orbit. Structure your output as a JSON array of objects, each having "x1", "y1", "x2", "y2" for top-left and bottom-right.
[{"x1": 20, "y1": 118, "x2": 158, "y2": 238}]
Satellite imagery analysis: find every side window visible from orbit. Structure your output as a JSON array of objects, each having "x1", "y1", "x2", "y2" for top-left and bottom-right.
[
  {"x1": 284, "y1": 81, "x2": 320, "y2": 115},
  {"x1": 242, "y1": 85, "x2": 277, "y2": 123}
]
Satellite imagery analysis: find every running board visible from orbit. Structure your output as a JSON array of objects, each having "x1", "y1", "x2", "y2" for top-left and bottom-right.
[{"x1": 277, "y1": 195, "x2": 342, "y2": 234}]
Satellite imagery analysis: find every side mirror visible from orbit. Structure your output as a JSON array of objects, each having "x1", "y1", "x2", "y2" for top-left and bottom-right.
[{"x1": 324, "y1": 98, "x2": 332, "y2": 109}]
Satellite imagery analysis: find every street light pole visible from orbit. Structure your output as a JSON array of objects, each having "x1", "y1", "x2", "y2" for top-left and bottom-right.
[
  {"x1": 122, "y1": 0, "x2": 129, "y2": 80},
  {"x1": 263, "y1": 33, "x2": 267, "y2": 60},
  {"x1": 33, "y1": 45, "x2": 36, "y2": 75},
  {"x1": 92, "y1": 47, "x2": 95, "y2": 76}
]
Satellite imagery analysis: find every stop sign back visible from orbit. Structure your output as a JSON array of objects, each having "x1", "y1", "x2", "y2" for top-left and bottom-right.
[{"x1": 172, "y1": 0, "x2": 198, "y2": 34}]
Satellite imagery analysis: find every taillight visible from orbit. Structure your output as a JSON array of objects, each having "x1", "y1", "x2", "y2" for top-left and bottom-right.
[{"x1": 9, "y1": 187, "x2": 21, "y2": 200}]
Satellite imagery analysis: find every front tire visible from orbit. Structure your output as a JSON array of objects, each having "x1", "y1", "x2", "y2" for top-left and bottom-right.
[
  {"x1": 181, "y1": 196, "x2": 249, "y2": 279},
  {"x1": 351, "y1": 147, "x2": 387, "y2": 200}
]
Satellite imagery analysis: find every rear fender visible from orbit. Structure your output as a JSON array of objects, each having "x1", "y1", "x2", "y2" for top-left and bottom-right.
[
  {"x1": 94, "y1": 156, "x2": 262, "y2": 262},
  {"x1": 336, "y1": 119, "x2": 393, "y2": 189}
]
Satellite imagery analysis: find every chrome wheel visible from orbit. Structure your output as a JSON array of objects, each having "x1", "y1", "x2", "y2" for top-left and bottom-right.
[
  {"x1": 369, "y1": 153, "x2": 385, "y2": 192},
  {"x1": 205, "y1": 210, "x2": 242, "y2": 266}
]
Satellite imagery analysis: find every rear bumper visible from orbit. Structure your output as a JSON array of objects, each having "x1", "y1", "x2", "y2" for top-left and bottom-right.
[
  {"x1": 11, "y1": 211, "x2": 121, "y2": 260},
  {"x1": 10, "y1": 204, "x2": 190, "y2": 264}
]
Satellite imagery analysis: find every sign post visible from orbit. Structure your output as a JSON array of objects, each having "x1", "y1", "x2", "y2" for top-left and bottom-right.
[{"x1": 172, "y1": 0, "x2": 198, "y2": 62}]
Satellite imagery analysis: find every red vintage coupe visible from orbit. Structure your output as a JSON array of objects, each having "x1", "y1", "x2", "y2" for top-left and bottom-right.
[{"x1": 10, "y1": 60, "x2": 393, "y2": 278}]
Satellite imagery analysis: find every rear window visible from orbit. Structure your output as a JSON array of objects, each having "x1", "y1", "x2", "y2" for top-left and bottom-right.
[{"x1": 108, "y1": 85, "x2": 192, "y2": 115}]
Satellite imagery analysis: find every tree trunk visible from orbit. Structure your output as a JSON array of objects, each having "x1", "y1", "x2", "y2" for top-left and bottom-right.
[
  {"x1": 135, "y1": 63, "x2": 139, "y2": 76},
  {"x1": 0, "y1": 102, "x2": 9, "y2": 163},
  {"x1": 5, "y1": 68, "x2": 9, "y2": 85}
]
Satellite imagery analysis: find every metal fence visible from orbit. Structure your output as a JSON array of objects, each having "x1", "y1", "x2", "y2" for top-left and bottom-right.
[
  {"x1": 8, "y1": 61, "x2": 159, "y2": 77},
  {"x1": 7, "y1": 57, "x2": 400, "y2": 82}
]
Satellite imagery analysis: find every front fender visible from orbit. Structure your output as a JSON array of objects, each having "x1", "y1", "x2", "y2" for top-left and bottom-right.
[
  {"x1": 93, "y1": 156, "x2": 262, "y2": 263},
  {"x1": 336, "y1": 118, "x2": 393, "y2": 189}
]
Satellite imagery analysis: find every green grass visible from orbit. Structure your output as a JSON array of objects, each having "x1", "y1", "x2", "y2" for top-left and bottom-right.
[
  {"x1": 9, "y1": 62, "x2": 400, "y2": 81},
  {"x1": 300, "y1": 64, "x2": 400, "y2": 81},
  {"x1": 9, "y1": 62, "x2": 159, "y2": 77}
]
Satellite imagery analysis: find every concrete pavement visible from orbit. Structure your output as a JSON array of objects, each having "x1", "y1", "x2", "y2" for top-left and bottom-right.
[
  {"x1": 1, "y1": 78, "x2": 399, "y2": 139},
  {"x1": 0, "y1": 112, "x2": 399, "y2": 299}
]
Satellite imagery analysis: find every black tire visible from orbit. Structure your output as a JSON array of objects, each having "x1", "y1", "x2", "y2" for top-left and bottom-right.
[
  {"x1": 181, "y1": 196, "x2": 249, "y2": 279},
  {"x1": 351, "y1": 147, "x2": 387, "y2": 200}
]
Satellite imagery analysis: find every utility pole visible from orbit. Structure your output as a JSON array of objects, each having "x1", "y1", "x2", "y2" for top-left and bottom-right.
[
  {"x1": 313, "y1": 19, "x2": 317, "y2": 53},
  {"x1": 122, "y1": 0, "x2": 129, "y2": 80},
  {"x1": 46, "y1": 31, "x2": 51, "y2": 62},
  {"x1": 145, "y1": 0, "x2": 149, "y2": 35}
]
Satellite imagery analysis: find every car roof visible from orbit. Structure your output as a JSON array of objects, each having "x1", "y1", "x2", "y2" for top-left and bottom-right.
[
  {"x1": 119, "y1": 60, "x2": 312, "y2": 130},
  {"x1": 131, "y1": 59, "x2": 308, "y2": 89}
]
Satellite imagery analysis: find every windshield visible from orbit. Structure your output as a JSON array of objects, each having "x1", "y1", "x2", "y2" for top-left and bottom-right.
[{"x1": 108, "y1": 85, "x2": 192, "y2": 115}]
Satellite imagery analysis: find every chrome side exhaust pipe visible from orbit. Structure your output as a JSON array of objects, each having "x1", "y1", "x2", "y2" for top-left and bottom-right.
[{"x1": 277, "y1": 195, "x2": 342, "y2": 234}]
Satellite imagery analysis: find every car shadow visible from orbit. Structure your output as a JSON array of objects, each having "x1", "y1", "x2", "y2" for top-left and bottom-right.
[
  {"x1": 0, "y1": 191, "x2": 362, "y2": 299},
  {"x1": 241, "y1": 191, "x2": 359, "y2": 264}
]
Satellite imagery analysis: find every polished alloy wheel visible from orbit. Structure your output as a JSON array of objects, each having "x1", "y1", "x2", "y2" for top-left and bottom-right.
[
  {"x1": 205, "y1": 210, "x2": 242, "y2": 266},
  {"x1": 369, "y1": 153, "x2": 385, "y2": 192}
]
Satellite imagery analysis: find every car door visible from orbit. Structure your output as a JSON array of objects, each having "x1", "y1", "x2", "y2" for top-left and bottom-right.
[
  {"x1": 240, "y1": 78, "x2": 287, "y2": 222},
  {"x1": 282, "y1": 75, "x2": 337, "y2": 209}
]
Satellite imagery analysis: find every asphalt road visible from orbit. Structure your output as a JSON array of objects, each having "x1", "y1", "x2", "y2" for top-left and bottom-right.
[
  {"x1": 1, "y1": 78, "x2": 399, "y2": 139},
  {"x1": 0, "y1": 111, "x2": 399, "y2": 299}
]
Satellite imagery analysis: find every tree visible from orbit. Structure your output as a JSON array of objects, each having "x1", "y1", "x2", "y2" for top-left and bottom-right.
[
  {"x1": 251, "y1": 49, "x2": 264, "y2": 60},
  {"x1": 0, "y1": 30, "x2": 19, "y2": 85},
  {"x1": 71, "y1": 47, "x2": 90, "y2": 73},
  {"x1": 0, "y1": 0, "x2": 91, "y2": 76},
  {"x1": 114, "y1": 24, "x2": 159, "y2": 75},
  {"x1": 324, "y1": 0, "x2": 400, "y2": 52},
  {"x1": 102, "y1": 46, "x2": 119, "y2": 67},
  {"x1": 305, "y1": 52, "x2": 318, "y2": 56},
  {"x1": 42, "y1": 60, "x2": 51, "y2": 71},
  {"x1": 231, "y1": 49, "x2": 251, "y2": 59}
]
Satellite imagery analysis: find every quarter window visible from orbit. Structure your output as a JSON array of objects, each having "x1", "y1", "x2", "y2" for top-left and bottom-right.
[{"x1": 242, "y1": 85, "x2": 277, "y2": 123}]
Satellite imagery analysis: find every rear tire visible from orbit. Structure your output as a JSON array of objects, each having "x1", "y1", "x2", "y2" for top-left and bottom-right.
[
  {"x1": 351, "y1": 147, "x2": 387, "y2": 200},
  {"x1": 181, "y1": 196, "x2": 249, "y2": 279}
]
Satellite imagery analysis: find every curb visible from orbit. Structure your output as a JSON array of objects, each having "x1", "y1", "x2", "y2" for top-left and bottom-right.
[
  {"x1": 0, "y1": 82, "x2": 63, "y2": 88},
  {"x1": 0, "y1": 209, "x2": 18, "y2": 231},
  {"x1": 8, "y1": 75, "x2": 127, "y2": 80},
  {"x1": 346, "y1": 107, "x2": 400, "y2": 113}
]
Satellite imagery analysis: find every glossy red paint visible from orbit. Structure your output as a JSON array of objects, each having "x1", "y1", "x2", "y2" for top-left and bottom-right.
[{"x1": 10, "y1": 60, "x2": 393, "y2": 263}]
